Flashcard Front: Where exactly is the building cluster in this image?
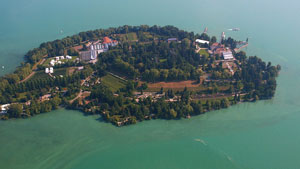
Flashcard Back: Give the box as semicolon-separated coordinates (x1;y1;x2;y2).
80;37;118;61
208;42;234;60
167;38;178;43
196;31;234;60
45;67;54;74
50;55;73;66
39;94;52;102
134;92;165;102
45;55;73;74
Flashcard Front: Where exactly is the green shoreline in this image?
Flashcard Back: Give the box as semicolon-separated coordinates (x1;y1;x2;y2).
0;25;280;126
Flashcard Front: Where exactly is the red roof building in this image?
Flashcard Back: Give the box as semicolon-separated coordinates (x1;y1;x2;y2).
103;37;112;44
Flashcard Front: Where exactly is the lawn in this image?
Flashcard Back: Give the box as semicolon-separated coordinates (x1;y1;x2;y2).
144;80;230;92
29;68;68;81
199;49;210;57
101;74;127;92
159;59;167;63
119;33;138;42
52;68;68;77
143;32;153;39
29;71;51;81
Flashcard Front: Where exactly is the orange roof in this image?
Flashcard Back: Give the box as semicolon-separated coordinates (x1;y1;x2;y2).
103;37;112;44
212;42;219;47
215;48;226;55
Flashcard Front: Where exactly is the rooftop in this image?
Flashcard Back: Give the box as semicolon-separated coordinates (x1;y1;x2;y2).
196;39;210;44
103;37;112;44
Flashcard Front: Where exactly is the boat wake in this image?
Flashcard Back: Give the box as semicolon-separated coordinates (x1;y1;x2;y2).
194;138;207;146
194;138;241;168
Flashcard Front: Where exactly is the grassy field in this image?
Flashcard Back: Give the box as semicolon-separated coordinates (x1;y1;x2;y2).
29;68;68;81
199;49;210;57
144;80;230;92
143;32;153;39
145;80;203;92
52;68;68;77
101;74;127;92
29;71;51;81
119;33;138;42
159;59;167;63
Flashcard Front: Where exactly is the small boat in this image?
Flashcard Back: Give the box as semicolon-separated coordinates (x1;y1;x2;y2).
1;66;4;69
228;28;240;31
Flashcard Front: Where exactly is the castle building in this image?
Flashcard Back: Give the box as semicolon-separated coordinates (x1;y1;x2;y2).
80;37;118;61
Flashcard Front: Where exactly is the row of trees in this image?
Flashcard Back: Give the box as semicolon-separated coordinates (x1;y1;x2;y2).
4;96;62;119
82;84;233;126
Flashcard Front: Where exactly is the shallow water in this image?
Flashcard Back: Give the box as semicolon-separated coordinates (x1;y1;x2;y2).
1;0;300;168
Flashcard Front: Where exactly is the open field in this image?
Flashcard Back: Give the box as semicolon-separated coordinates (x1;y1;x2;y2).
147;80;200;88
159;58;167;63
119;33;138;42
101;74;127;92
144;80;230;92
29;68;68;81
29;71;51;81
143;32;154;39
52;68;68;77
145;80;203;92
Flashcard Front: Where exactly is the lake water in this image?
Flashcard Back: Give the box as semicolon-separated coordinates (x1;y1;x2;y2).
1;0;300;168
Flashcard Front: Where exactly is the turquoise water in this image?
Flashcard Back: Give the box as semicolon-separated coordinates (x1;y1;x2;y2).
1;0;300;168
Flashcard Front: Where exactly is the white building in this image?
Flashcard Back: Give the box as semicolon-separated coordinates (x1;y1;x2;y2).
60;56;65;60
50;60;55;66
222;51;234;60
221;32;226;42
55;56;60;61
196;39;210;44
45;68;49;73
66;55;72;59
0;104;10;114
80;37;118;61
49;67;54;73
77;66;84;70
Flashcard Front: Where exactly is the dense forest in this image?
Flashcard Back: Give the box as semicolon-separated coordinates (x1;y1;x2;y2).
0;25;280;126
98;40;202;82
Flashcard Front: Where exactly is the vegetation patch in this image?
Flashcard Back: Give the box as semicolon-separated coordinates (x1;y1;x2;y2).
101;74;126;92
119;32;138;42
29;71;51;81
199;49;209;57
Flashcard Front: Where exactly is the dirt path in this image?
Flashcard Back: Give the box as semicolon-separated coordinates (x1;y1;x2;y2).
20;58;46;83
19;71;36;83
69;90;83;104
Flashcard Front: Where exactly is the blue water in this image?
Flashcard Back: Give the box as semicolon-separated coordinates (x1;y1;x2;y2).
1;0;300;168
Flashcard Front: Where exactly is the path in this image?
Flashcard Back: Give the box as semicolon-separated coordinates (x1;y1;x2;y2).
69;90;83;104
19;58;46;83
108;72;127;81
234;43;248;52
19;71;36;83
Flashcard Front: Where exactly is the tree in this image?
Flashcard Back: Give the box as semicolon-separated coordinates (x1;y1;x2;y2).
169;109;177;119
221;98;230;108
210;36;217;43
8;104;23;118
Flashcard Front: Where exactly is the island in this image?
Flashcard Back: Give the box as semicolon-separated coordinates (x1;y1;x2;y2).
0;25;280;126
